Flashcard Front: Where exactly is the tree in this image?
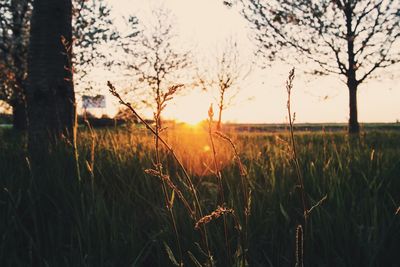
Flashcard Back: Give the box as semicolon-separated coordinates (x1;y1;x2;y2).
0;0;32;130
198;38;250;130
72;0;119;89
26;0;75;157
120;8;191;128
0;0;116;130
234;0;400;133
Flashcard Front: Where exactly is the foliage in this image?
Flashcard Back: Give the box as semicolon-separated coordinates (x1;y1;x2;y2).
0;0;31;105
237;0;400;78
72;0;119;91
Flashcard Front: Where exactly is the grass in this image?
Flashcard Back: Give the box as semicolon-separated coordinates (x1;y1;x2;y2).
1;125;399;266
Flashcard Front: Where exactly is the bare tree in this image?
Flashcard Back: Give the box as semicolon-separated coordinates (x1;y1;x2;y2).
198;39;250;130
231;0;400;133
120;8;191;128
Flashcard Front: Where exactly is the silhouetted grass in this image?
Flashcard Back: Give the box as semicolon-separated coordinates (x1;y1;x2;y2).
0;127;399;266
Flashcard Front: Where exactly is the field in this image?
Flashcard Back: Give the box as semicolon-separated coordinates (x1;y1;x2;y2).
1;125;399;266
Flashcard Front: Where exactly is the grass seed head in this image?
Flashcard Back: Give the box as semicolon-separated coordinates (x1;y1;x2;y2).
195;205;234;229
295;224;304;267
208;104;214;121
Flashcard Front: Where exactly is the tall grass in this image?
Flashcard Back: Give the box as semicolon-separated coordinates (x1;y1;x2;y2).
1;125;400;266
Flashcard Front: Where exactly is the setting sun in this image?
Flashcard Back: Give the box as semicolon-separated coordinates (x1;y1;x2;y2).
161;90;210;125
179;118;203;127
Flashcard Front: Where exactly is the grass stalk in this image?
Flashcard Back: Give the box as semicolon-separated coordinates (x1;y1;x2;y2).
286;68;308;223
207;105;232;264
215;131;250;265
107;81;213;265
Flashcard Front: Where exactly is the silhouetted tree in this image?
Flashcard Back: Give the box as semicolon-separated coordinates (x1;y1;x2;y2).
120;8;191;128
198;38;250;130
0;0;116;130
233;0;400;134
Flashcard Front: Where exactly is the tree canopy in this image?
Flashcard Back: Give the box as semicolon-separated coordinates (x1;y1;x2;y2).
234;0;400;133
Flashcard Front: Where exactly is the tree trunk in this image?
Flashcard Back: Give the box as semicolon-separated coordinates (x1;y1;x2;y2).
345;4;359;134
26;0;76;159
348;82;359;134
11;99;27;131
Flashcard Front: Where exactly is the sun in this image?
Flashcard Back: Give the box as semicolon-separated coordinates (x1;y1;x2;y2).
178;116;203;127
164;91;210;127
185;115;204;126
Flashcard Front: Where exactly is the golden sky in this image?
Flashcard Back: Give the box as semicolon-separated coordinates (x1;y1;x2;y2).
94;0;400;124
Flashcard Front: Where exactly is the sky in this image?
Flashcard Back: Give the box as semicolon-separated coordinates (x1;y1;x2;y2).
93;0;400;124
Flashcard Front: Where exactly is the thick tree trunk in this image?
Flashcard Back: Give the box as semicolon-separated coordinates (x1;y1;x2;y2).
26;0;76;159
11;99;27;131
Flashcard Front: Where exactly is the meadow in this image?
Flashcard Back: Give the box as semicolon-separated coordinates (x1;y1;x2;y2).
0;124;399;266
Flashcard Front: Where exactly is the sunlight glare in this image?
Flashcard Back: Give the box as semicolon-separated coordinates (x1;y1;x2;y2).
164;90;210;125
203;145;210;152
180;117;203;127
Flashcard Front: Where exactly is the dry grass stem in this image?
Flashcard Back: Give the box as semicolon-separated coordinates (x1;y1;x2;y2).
207;104;231;263
145;168;194;217
214;130;251;265
215;131;248;177
286;68;308;223
306;195;328;218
